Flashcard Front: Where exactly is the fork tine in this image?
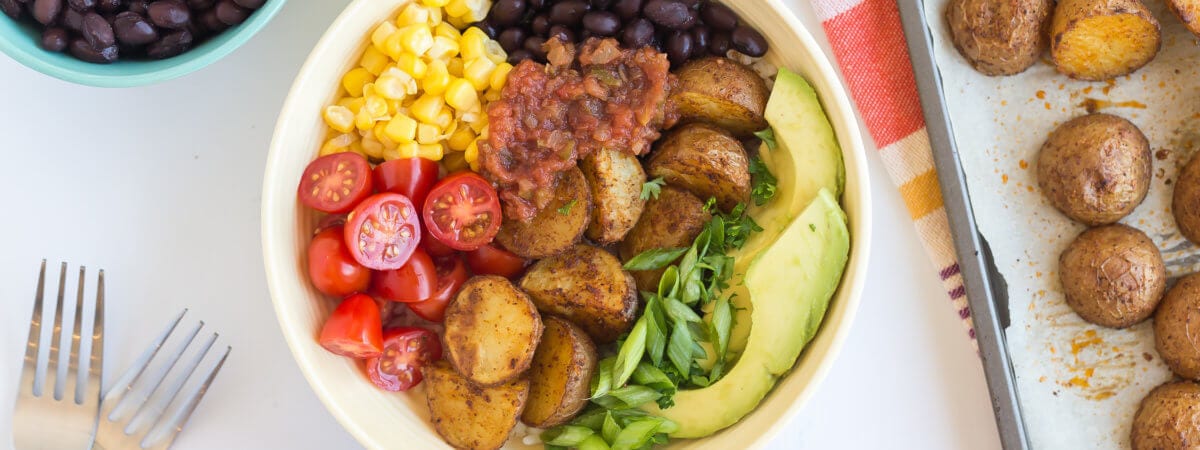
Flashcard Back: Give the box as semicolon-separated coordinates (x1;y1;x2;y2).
85;269;105;407
142;333;218;447
123;321;204;433
102;309;187;420
45;262;68;400
67;266;86;404
147;346;231;450
19;260;48;396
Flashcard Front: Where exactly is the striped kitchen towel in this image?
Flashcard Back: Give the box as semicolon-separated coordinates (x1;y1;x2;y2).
813;0;977;348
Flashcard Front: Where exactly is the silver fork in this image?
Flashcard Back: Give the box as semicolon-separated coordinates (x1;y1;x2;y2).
94;309;230;450
13;261;105;450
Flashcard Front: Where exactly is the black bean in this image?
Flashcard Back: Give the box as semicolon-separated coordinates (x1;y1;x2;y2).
546;24;574;43
198;9;225;31
530;13;549;35
700;1;736;31
588;0;611;9
488;0;524;27
473;19;499;39
93;0;117;12
730;25;765;56
41;27;69;51
522;35;546;59
66;0;91;11
146;28;190;58
643;0;694;29
0;0;23;19
113;11;158;45
31;0;61;25
581;11;619;36
213;0;246;25
680;0;699;8
610;0;640;21
619;17;653;49
69;38;117;62
506;48;533;64
690;25;708;52
80;11;115;47
578;29;593;41
547;0;586;26
497;27;526;53
707;31;729;55
527;0;544;10
186;0;213;10
666;30;692;65
148;0;189;29
232;0;263;8
127;0;150;14
60;6;82;29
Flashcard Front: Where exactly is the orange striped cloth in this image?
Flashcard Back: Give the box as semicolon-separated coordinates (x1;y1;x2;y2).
813;0;976;347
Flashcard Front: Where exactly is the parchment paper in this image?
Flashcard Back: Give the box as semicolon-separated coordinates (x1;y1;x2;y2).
922;1;1200;447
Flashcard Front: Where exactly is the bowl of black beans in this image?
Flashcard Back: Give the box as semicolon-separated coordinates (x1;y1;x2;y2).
0;0;285;86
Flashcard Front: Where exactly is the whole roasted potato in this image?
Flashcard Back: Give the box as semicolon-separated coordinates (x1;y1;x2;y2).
581;149;647;245
1059;224;1165;328
945;0;1052;76
670;57;769;136
519;244;638;344
1131;380;1200;450
1168;0;1200;37
443;276;543;386
1173;152;1200;244
424;361;529;450
618;186;711;292
1155;273;1200;379
1037;113;1152;225
521;316;598;428
647;123;750;212
494;166;592;259
1050;0;1161;81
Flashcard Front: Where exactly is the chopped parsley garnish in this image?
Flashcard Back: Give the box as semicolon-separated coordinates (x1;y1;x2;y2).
749;157;777;206
754;127;777;150
557;199;578;215
640;177;666;201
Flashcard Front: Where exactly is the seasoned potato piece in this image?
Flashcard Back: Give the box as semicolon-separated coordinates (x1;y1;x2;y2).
444;276;544;386
1168;0;1200;37
670;57;769;136
1174;152;1200;244
581;149;647;245
494;166;592;259
945;0;1052;76
618;186;711;292
1050;0;1161;81
519;244;638;344
424;361;529;450
647;123;750;212
1037;113;1151;225
1059;224;1165;329
521;316;598;428
1130;380;1200;450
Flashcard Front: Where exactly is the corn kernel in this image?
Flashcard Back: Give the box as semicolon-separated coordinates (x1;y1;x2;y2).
427;36;460;61
410;94;445;124
395;53;427;79
355;108;377;131
447;126;476;151
417;123;441;144
434;107;454;130
348;140;368;158
469;114;488;133
371;22;398;52
423;0;450;7
445;78;479;111
483;89;501;102
375;71;416;99
360;82;376;98
359;46;389;76
321;133;358;156
484;40;506;65
444;0;474;17
418;143;445;161
445;14;469;30
342;68;375;97
460;28;488;61
365;96;390;119
361;132;386;159
324;105;356;133
396;142;421;159
427;7;443;26
388;99;404;115
422;60;451;95
395;3;430;27
397;24;433;56
442;150;469;172
447;58;464;78
382;147;402;161
384;114;418;143
463;57;496;91
464;139;480;170
434;22;461;41
490;62;512;91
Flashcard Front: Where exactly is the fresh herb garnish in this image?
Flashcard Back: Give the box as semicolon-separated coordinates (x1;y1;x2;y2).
623;247;688;271
557;199;578;215
749;157;778;206
640;177;666;201
754;127;777;150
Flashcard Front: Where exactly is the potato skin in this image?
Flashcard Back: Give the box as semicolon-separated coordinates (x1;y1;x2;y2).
519;244;638;344
1037;113;1151;226
494;166;593;259
521;316;598;428
424;361;530;450
1168;0;1200;37
1173;152;1200;244
1050;0;1161;81
647;123;751;212
945;0;1052;76
618;186;711;292
669;57;769;136
1131;380;1200;450
443;276;544;387
581;149;647;245
1059;224;1165;328
1155;273;1200;380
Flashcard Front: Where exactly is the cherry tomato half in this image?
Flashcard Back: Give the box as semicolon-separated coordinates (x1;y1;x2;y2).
318;294;383;359
373;158;439;211
344;193;422;270
422;172;503;251
308;227;371;297
466;244;528;279
314;214;348;234
407;256;470;322
365;327;442;391
372;248;436;303
421;225;458;258
298;152;374;214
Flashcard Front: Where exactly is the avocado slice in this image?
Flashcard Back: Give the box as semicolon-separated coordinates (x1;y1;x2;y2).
643;189;850;437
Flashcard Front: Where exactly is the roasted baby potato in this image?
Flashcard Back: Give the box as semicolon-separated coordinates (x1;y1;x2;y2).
581;149;647;245
494;166;592;259
519;244;638;344
945;0;1052;76
1059;224;1165;329
618;186;711;292
670;57;769;136
1168;0;1200;37
1037;113;1151;226
443;276;544;386
521;316;598;428
1130;380;1200;450
1174;149;1200;244
1154;273;1200;380
647;123;750;212
1049;0;1161;81
424;361;530;450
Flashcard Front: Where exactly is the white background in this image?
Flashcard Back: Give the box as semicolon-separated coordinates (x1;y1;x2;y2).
0;1;1001;449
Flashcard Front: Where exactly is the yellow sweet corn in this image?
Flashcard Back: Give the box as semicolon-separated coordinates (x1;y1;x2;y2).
447;125;476;151
396;24;433;56
422;59;451;95
384;114;418;143
446;0;487;22
395;141;421;159
459;28;488;61
395;3;430;27
360;46;390;76
355;108;377;131
382;147;402;161
342;68;374;97
434;22;461;41
442;150;469;172
394;53;427;79
446;57;464;78
320;133;358;156
348;140;368;158
338;97;365;114
462;57;496;91
361;132;386;159
366;97;390;121
464;139;480;170
489;62;512;91
410;94;445;124
445;78;479;111
423;0;451;7
419;143;445;160
324;105;355;134
371;22;398;52
417;123;441;144
427;35;460;61
483;40;506;65
434;107;454;130
445;14;469;30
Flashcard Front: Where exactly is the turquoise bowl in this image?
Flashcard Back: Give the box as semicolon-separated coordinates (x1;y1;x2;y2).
0;1;287;87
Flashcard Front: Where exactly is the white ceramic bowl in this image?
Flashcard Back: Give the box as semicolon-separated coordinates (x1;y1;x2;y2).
262;0;872;448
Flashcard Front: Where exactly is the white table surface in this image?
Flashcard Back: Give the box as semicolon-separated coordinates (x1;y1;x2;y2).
0;1;1002;449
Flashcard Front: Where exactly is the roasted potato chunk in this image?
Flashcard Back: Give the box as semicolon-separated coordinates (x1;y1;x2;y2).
945;0;1052;76
444;276;544;386
495;166;592;259
581;149;647;245
618;186;711;292
1059;224;1165;329
521;316;598;428
519;244;638;344
1037;113;1151;225
424;361;529;450
1168;0;1200;37
1050;0;1161;81
648;123;750;212
1131;380;1200;450
670;57;769;136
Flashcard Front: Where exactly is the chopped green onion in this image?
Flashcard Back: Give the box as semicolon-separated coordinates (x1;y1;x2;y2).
578;434;612;450
623;247;688;271
610;418;664;450
591;357;615;399
612;317;647;388
602;412;620;444
664;297;702;323
542;426;594;446
667;320;693;377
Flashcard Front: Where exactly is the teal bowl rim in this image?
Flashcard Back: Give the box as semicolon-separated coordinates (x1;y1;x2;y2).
0;0;288;88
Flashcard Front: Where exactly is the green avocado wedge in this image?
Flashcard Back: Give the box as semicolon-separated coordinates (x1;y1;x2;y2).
643;189;850;437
